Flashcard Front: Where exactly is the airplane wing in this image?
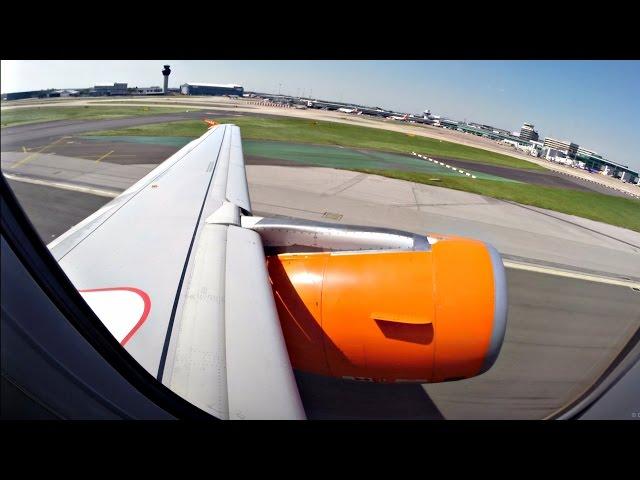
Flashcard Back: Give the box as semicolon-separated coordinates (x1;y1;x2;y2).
47;124;305;419
46;123;508;420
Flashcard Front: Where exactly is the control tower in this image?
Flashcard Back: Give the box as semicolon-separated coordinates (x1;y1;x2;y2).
162;65;171;94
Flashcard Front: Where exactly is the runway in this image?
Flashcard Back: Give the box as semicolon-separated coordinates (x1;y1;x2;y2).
0;110;236;152
246;165;640;281
7;179;112;243
425;155;631;197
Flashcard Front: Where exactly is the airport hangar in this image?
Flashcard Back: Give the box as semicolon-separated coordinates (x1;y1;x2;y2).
180;82;244;97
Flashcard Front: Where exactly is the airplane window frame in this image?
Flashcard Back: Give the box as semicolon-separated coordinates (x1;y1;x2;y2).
1;173;216;421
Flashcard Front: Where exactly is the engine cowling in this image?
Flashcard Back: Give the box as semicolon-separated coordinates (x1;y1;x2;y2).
267;234;507;383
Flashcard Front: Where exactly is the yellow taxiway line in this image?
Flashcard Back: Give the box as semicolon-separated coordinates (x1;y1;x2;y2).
95;150;114;163
11;136;69;169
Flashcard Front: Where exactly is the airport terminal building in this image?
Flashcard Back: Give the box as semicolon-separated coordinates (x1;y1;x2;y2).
180;83;244;97
519;123;539;142
90;83;128;96
541;137;638;183
3;89;80;100
456;123;530;146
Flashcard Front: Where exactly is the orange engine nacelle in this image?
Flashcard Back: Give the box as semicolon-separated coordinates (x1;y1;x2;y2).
267;235;507;383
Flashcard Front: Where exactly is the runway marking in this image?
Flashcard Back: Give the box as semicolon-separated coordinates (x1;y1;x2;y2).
502;200;640;250
83;154;136;158
3;173;120;198
503;260;640;289
10;136;69;169
411;187;421;212
323;173;368;196
95;150;114;163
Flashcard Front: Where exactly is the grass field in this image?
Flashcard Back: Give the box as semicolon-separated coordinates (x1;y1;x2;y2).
85;115;545;171
0;105;198;128
354;169;640;232
86;119;211;137
81;116;640;232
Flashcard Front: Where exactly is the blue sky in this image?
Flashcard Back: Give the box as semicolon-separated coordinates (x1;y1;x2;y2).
2;60;639;170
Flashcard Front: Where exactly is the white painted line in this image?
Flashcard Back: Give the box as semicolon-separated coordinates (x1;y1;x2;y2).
503;260;640;289
3;173;120;198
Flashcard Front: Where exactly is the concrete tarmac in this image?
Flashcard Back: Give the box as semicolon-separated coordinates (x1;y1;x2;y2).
246;165;640;280
7;179;111;243
0;111;237;151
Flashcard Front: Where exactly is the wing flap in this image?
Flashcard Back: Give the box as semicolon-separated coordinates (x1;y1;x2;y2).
166;223;229;419
164;222;305;419
224;225;305;419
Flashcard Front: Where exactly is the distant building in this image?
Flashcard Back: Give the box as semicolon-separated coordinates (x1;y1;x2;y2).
133;86;164;96
49;89;80;98
542;137;638;182
4;90;48;101
3;89;82;100
458;123;529;145
543;137;579;158
577;146;600;158
520;140;544;157
439;118;459;129
519;123;539;142
91;83;128;96
180;83;244;96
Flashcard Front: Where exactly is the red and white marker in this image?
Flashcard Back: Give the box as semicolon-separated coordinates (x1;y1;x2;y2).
79;287;150;346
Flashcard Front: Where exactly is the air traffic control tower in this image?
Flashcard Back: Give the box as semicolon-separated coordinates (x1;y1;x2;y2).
162;65;171;94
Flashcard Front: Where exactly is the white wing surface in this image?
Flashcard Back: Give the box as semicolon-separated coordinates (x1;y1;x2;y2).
48;124;305;419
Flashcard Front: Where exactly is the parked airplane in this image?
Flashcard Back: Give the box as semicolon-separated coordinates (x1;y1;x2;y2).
4;123;508;420
337;107;361;114
388;113;409;121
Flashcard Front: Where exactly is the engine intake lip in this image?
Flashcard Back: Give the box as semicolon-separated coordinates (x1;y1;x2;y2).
478;243;508;374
